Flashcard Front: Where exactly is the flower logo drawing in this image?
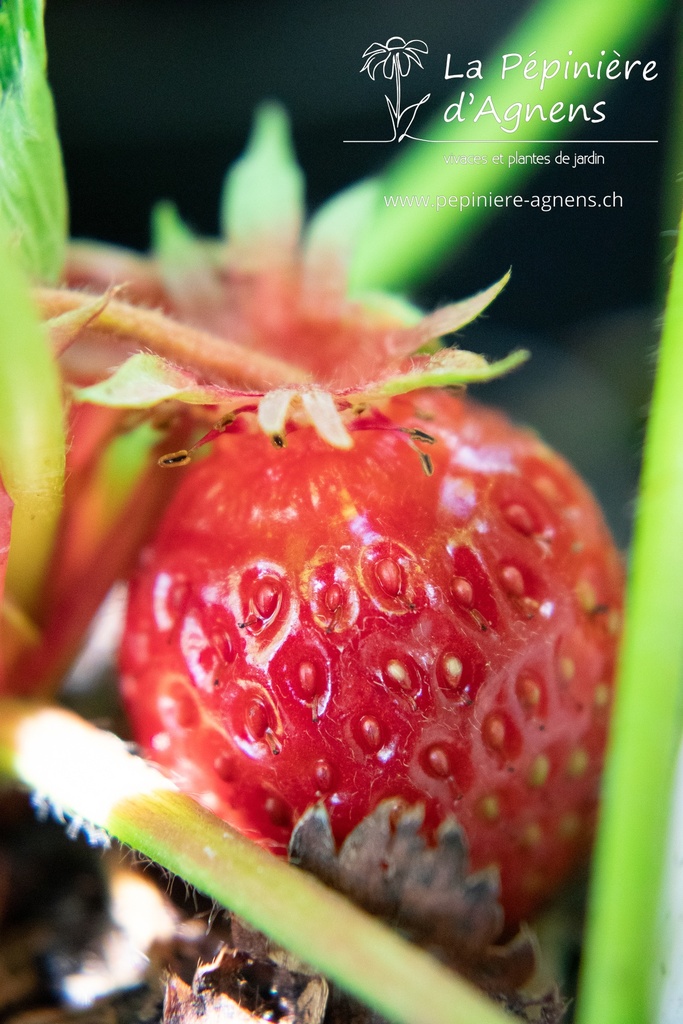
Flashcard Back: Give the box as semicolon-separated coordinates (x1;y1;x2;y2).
360;37;430;142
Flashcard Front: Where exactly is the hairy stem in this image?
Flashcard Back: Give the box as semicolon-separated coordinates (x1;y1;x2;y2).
36;288;310;389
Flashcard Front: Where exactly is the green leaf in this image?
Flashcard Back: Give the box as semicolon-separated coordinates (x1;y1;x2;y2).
0;0;68;282
220;101;305;253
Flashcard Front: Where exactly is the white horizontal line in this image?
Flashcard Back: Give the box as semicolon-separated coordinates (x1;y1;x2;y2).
344;138;658;144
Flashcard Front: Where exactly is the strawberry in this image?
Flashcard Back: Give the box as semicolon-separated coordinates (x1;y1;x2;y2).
53;104;623;929
119;386;623;925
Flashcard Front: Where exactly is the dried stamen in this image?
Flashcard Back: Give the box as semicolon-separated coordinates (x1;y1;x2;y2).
404;427;436;445
158;404;259;467
158;450;191;468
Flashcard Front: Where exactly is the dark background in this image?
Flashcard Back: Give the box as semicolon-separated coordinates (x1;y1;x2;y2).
42;0;680;545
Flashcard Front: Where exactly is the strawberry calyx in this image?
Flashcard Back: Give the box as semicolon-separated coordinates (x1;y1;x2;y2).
40;254;524;468
46;104;523;460
69;335;526;463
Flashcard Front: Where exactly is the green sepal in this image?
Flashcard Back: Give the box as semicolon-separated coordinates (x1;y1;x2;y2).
220;102;305;253
371;347;529;398
150;199;224;305
304;177;381;269
353;290;423;328
74;343;527;427
74;352;228;409
151;200;202;268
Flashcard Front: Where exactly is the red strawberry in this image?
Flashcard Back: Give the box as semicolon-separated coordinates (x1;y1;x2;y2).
120;386;623;925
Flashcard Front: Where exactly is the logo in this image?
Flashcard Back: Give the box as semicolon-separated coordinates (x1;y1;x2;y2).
345;38;659;144
358;37;430;142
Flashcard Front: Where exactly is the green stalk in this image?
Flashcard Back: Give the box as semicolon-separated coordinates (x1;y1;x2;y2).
0;698;512;1024
349;0;669;292
0;238;65;618
575;208;683;1024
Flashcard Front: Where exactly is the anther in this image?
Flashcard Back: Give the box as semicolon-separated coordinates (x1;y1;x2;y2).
158;449;191;468
264;727;282;755
406;427;436;445
216;412;236;430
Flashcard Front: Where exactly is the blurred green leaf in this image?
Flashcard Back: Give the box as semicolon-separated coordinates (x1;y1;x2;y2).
0;0;67;282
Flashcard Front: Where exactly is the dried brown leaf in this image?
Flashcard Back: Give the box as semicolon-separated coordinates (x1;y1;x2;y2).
289;800;537;997
162;946;328;1024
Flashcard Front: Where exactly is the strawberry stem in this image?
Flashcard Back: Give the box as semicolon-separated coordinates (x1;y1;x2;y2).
575;205;683;1024
36;287;310;389
0;699;513;1024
